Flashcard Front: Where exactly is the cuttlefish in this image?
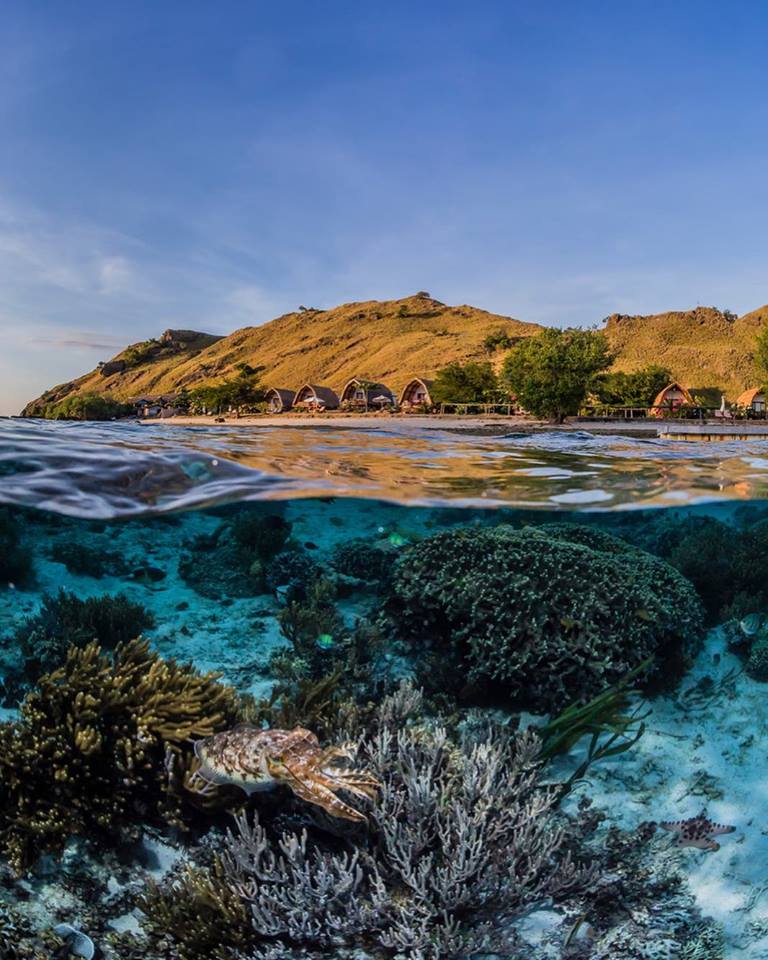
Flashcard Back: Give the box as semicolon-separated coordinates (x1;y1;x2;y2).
191;724;379;822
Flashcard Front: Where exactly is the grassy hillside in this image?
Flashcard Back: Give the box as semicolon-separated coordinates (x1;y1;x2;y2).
22;293;540;413
21;294;768;414
604;305;768;401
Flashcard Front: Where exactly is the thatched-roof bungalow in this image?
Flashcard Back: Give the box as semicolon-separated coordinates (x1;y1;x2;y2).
736;387;766;414
340;378;396;410
650;382;693;416
399;377;434;410
265;388;295;413
293;384;340;410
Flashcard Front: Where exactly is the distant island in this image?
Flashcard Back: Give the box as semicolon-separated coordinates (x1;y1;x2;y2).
21;292;768;416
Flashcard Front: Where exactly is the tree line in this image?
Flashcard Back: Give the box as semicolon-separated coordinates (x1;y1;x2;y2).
431;328;672;422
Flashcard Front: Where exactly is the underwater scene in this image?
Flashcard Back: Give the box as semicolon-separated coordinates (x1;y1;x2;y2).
6;422;768;959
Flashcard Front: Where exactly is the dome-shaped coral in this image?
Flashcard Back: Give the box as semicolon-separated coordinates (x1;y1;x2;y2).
389;524;704;711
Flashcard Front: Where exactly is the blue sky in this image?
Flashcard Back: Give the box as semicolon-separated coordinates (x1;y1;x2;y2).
1;1;767;413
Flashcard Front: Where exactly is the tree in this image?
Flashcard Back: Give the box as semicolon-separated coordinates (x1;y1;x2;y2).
42;394;133;421
188;369;265;415
502;328;613;422
430;361;500;404
591;365;672;407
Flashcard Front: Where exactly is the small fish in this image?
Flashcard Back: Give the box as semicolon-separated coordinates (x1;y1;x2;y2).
740;613;763;637
636;607;652;622
560;616;576;630
388;532;408;548
315;633;336;651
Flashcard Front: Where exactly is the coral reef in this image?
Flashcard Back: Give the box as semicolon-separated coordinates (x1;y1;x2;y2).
0;507;33;588
330;536;395;585
2;589;154;702
179;510;292;598
388;524;704;710
49;540;129;578
265;549;319;602
0;639;240;872
146;685;593;960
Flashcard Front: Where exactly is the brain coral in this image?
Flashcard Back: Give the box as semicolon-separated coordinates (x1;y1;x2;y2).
389;523;704;710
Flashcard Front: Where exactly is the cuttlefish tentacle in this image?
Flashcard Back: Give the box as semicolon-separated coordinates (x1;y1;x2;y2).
271;759;370;822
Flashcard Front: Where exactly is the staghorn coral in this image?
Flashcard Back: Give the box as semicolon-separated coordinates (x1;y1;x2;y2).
2;589;154;703
0;638;240;873
388;524;704;711
149;684;592;960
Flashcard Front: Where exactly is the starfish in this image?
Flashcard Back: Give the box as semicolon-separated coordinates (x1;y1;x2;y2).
659;809;735;851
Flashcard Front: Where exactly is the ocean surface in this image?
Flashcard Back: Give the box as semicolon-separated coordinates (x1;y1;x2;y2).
2;418;768;958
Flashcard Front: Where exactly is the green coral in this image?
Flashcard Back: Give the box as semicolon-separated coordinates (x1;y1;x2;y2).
389;523;704;711
139;862;252;960
0;639;240;873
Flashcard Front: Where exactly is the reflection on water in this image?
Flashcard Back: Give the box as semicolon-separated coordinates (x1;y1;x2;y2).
3;418;768;516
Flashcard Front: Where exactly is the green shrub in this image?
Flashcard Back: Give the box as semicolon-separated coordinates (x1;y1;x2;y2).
40;394;133;421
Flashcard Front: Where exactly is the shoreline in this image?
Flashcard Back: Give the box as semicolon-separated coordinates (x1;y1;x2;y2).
139;413;665;435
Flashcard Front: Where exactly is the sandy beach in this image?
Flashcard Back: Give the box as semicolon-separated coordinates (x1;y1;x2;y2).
140;412;667;435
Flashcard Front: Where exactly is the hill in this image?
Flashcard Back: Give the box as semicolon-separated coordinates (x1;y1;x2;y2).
20;294;768;415
21;293;541;414
604;305;768;401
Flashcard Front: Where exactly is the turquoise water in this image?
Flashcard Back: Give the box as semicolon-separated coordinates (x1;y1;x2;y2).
2;419;768;958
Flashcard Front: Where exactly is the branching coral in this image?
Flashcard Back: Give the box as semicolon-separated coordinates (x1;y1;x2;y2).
388;524;704;710
2;589;154;702
0;639;240;872
148;685;593;960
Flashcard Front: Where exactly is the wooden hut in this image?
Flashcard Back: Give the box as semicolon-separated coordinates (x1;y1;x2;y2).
650;382;693;416
736;387;766;415
265;388;295;413
399;377;434;410
293;384;340;411
340;378;396;410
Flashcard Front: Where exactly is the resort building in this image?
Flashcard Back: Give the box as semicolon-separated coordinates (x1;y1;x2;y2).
264;388;295;413
132;395;180;418
293;384;340;411
399;377;434;410
339;378;396;410
650;382;693;416
736;387;766;415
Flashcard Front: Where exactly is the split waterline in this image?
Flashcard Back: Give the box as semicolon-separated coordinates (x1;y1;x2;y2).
3;417;768;957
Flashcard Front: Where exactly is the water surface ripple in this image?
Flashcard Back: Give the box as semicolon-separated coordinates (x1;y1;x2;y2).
2;418;768;517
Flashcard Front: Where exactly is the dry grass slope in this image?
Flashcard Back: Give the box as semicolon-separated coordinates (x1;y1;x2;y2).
22;294;540;411
21;295;768;413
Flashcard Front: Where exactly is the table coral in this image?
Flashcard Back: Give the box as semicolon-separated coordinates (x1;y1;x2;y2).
388;523;704;711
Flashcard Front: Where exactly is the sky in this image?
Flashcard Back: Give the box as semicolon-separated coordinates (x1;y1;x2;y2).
1;1;768;413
